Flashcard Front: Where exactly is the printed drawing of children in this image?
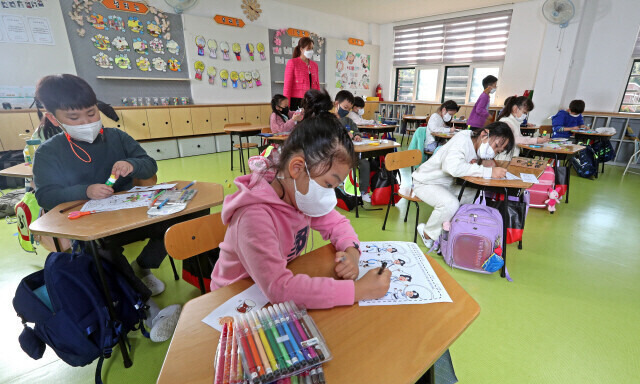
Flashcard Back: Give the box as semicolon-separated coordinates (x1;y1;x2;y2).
347;52;356;64
359;257;408;269
361;55;370;70
391;272;412;283
362;244;398;254
336;61;344;71
404;285;433;300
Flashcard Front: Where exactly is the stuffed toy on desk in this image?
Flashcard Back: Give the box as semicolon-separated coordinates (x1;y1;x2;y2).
545;187;561;214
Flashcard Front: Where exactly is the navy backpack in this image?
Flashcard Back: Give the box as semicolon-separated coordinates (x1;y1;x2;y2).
571;147;598;178
13;246;149;384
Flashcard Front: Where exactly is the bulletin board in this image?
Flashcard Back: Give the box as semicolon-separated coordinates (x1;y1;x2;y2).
268;28;326;96
182;13;271;104
325;38;379;100
59;1;190;106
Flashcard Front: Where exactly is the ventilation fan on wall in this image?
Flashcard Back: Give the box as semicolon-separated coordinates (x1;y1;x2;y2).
542;0;575;28
164;0;198;14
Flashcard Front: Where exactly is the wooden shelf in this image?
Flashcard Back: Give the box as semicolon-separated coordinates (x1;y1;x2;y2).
97;76;190;82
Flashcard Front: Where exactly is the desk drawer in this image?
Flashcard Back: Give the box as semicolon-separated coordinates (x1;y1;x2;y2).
215;134;231;152
177;136;216;157
140;140;179;161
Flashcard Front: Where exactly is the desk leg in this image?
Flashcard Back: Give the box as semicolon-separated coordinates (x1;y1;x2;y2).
88;240;133;368
355;165;360;218
229;134;234;171
53;237;61;253
518;192;523;250
501;187;509;279
565;159;571;204
240;136;247;175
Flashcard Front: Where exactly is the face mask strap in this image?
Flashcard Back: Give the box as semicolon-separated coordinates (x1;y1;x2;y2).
65;133;92;163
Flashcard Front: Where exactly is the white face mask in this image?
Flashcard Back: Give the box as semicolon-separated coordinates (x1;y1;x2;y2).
357;108;365;116
477;136;496;160
291;164;337;217
303;49;314;59
59;118;103;143
514;112;527;123
490;88;497;94
443;113;452;122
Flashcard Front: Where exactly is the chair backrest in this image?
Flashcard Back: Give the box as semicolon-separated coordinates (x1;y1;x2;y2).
385;149;422;171
133;174;158;187
164;213;227;261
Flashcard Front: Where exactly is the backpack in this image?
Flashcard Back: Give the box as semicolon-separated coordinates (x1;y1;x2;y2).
527;166;555;208
13;247;149;384
591;140;615;163
15;191;40;252
0;188;25;218
369;157;401;206
571;147;598;178
439;203;504;276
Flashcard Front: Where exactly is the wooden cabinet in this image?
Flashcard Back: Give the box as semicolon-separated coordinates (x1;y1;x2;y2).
29;112;41;131
100;110;125;130
0;113;35;150
210;107;229;133
227;106;246;124
245;105;262;125
260;105;272;126
169;108;194;137
146;109;173;139
190;107;212;135
121;110;150;140
363;102;379;120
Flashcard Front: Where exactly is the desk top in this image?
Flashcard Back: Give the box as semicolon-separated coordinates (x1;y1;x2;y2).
402;115;428;121
520;126;539;130
266;134;289;142
518;143;585;154
157;244;480;384
356;124;399;130
354;141;401;153
452;119;467;124
0;162;32;178
432;132;456;139
462;160;546;189
571;130;615;137
29;181;224;241
224;125;269;133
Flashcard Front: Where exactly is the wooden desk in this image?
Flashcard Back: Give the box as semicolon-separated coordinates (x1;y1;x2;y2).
0;162;32;178
157;244;480;384
266;134;289;144
353;142;401;218
452;119;467;128
432;131;456;142
224;125;269;175
519;126;539;137
357;124;398;138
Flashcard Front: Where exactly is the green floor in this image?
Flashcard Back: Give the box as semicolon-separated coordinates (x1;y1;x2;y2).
1;150;639;384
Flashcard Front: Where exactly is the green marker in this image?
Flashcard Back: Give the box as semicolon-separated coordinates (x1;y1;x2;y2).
261;308;292;372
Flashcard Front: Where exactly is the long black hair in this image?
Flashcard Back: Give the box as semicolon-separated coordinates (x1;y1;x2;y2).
271;94;288;123
302;89;333;120
471;121;516;154
497;96;534;121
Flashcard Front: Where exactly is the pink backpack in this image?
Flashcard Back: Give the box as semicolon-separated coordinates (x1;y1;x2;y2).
527;166;555;208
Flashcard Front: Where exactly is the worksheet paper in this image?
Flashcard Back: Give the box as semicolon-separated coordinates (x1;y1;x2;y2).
128;183;177;192
202;284;269;332
520;173;539;184
80;192;154;212
358;242;452;306
483;171;521;180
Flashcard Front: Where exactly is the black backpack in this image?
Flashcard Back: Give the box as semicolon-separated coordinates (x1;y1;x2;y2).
590;140;615;163
571;147;598;178
0;150;25;189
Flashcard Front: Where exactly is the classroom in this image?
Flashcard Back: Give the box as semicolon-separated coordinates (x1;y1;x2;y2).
0;0;639;383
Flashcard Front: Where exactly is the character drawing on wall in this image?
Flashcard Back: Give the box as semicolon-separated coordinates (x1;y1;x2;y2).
152;57;167;72
361;55;370;70
220;41;230;60
194;61;205;80
252;70;262;87
128;16;144;34
346;52;355;65
167;40;180;55
168;58;181;72
336;61;344;72
220;69;229;87
107;15;125;32
208;39;218;59
246;43;255;61
91;34;111;51
207;66;217;85
136;56;151;72
230;71;239;88
132;38;148;55
239;72;246;89
115;54;131;69
93;52;113;69
245;71;253;88
88;13;106;30
341;73;348;87
146;20;161;37
361;74;370;90
256;42;266;60
112;36;130;52
150;38;164;54
232;43;242;61
195;35;206;56
349;77;358;89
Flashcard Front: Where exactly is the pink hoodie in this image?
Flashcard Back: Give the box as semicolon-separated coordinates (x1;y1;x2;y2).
210;163;359;309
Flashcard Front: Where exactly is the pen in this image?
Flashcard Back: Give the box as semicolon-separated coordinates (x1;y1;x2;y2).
181;180;196;190
149;190;165;207
378;261;387;275
157;197;170;209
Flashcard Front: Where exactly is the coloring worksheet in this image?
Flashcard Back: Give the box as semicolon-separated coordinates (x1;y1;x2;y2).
80;192;154;212
202;284;269;332
358;242;452;306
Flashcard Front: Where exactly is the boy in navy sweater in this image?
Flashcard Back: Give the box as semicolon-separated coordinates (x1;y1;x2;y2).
551;99;586;139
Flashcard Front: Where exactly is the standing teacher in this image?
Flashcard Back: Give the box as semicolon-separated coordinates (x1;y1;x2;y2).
283;37;320;111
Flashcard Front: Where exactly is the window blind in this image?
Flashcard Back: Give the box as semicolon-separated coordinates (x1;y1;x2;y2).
633;28;640;57
393;10;513;66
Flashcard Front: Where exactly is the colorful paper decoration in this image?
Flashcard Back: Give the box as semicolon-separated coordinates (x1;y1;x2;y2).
230;71;239;88
102;0;149;15
214;15;245;28
348;38;365;46
256;42;265;60
147;20;161;37
220;69;229;87
88;13;106;30
136;56;151;71
287;28;309;37
220;41;230;60
207;66;217;84
132;38;148;55
246;43;255;61
168;58;181;72
239;72;246;89
149;38;164;54
194;61;205;80
152;57;167;72
107;15;125;31
245;71;253;88
167;40;180;55
128;16;144;34
195;35;206;56
115;54;131;69
252;70;262;86
112;36;130;52
208;39;218;59
91;34;111;51
93;52;113;69
232;43;241;61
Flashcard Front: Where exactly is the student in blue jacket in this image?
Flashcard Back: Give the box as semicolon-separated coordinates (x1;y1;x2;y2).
551;100;586;139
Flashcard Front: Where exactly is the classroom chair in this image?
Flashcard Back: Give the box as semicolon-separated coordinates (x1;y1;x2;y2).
164;212;227;294
259;127;272;152
225;123;261;175
381;149;423;243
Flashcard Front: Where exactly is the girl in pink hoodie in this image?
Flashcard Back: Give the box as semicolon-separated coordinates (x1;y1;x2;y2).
211;112;391;309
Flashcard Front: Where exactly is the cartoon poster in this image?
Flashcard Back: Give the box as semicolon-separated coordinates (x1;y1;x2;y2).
335;49;371;91
358;241;452;306
202;284;269;332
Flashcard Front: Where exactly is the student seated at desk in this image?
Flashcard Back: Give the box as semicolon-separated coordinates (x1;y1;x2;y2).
210;114;391;308
495;96;549;160
408;100;458;163
551;99;586;139
467;75;498;131
412;122;515;249
347;96;375;125
270;94;303;134
32;74;186;342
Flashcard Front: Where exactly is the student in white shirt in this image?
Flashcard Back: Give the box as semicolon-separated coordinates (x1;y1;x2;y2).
347;96;375;125
425;100;459;152
412;122;515;249
495;96;549;160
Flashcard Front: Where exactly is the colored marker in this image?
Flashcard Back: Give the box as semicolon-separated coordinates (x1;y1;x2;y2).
291;375;299;384
310;368;319;384
235;316;259;381
229;324;238;384
157;197;170;210
222;322;233;384
277;303;315;363
241;314;266;379
214;322;228;384
235;346;244;384
268;306;301;368
287;301;325;361
257;309;287;372
248;313;274;380
284;302;319;363
290;302;330;360
251;311;279;375
181;180;196;190
274;304;308;365
148;189;165;207
261;308;292;372
378;261;387;275
317;366;326;384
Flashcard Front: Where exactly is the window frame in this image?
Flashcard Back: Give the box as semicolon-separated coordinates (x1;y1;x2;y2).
441;65;470;104
394;67;416;102
619;58;640;113
467;62;503;104
414;65;443;102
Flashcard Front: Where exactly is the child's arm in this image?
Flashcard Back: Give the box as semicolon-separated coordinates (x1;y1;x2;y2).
33;150;91;211
348;111;374;125
270;112;297;134
474;93;490;119
117;130;158;179
442;146;493;179
311;210;361;279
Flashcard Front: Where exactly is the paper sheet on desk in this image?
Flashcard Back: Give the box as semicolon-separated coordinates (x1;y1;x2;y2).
81;192;154;212
483;172;521;180
128;183;177;192
202;284;269;332
520;173;539;184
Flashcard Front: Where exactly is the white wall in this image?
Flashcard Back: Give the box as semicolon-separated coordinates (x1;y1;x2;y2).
0;2;76;88
377;23;395;101
325;38;379;99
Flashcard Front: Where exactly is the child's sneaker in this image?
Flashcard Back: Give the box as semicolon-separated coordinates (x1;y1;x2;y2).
417;223;434;249
141;274;165;296
361;193;371;203
150;304;182;342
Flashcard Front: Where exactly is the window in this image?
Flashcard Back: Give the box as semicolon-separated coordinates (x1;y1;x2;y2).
442;66;469;104
395;68;415;101
469;66;500;104
620;60;640;113
416;68;439;101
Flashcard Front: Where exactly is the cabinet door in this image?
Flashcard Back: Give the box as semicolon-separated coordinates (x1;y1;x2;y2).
191;107;213;135
0;113;34;150
29;112;41;131
245;105;262;125
227;106;246;124
169;108;194;136
210;107;229;133
146;109;173;139
100;110;125;131
121;110;150;140
364;102;379;120
260;105;272;126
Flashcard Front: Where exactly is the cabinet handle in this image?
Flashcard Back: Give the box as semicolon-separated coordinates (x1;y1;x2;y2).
197;144;201;148
156;149;160;152
26;129;30;133
165;122;169;125
206;120;209;122
142;123;146;126
117;125;121;128
224;118;227;121
186;121;190;123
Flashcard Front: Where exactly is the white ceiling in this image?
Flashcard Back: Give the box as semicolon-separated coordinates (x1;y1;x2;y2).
272;0;529;24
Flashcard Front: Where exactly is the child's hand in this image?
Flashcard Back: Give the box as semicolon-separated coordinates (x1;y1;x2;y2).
537;137;550;144
481;159;496;167
492;167;508;179
292;112;303;122
334;249;359;280
111;160;134;178
87;184;114;200
354;268;391;301
353;135;363;142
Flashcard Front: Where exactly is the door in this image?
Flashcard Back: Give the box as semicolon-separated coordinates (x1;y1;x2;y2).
169;108;194;137
121;109;150;140
146;109;173;139
190;107;212;135
227;106;246;124
210;107;229;133
245;105;262;125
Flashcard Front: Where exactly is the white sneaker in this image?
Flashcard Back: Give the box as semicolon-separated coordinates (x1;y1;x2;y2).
141;274;165;296
361;193;371;203
417;223;434;249
150;304;182;342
